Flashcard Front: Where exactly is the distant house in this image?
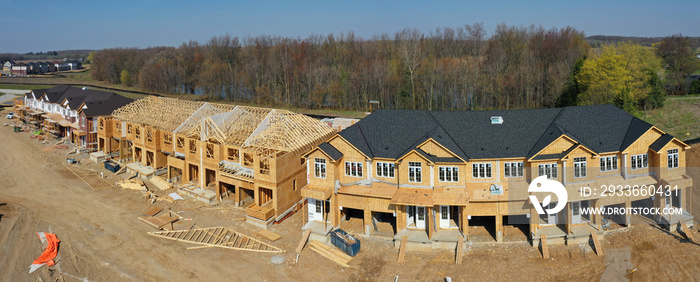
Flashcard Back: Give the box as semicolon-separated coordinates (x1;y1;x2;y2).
11;62;28;76
18;85;133;150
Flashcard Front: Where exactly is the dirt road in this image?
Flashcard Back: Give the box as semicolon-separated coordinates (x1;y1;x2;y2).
0;107;698;281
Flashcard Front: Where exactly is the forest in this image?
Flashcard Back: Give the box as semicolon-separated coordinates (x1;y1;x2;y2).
87;24;700;112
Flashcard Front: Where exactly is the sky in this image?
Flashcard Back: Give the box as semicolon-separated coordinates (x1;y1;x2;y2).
1;0;698;53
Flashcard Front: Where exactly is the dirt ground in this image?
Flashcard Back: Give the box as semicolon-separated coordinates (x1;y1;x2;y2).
0;107;699;281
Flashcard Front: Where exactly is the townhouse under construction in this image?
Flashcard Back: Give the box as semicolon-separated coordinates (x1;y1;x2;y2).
96;96;335;226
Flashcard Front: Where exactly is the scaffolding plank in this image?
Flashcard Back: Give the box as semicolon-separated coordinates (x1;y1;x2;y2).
540;234;549;259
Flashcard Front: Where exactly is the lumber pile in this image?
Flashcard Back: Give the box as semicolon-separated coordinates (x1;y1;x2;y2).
540;234;549;259
590;232;604;256
149;175;173;191
397;235;407;263
308;241;352;268
139;210;181;230
115;165;127;175
118;179;147;191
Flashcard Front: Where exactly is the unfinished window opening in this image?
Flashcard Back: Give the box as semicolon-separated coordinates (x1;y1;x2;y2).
259;187;273;206
206;143;214;159
227;148;240;162
127;124;133;134
189;140;197;154
135;127;141;139
146;129;153;142
176;137;184;149
115;122;121;133
243;153;253;167
99;119;104;130
293;179;297;191
163;134;172;145
259;158;270;175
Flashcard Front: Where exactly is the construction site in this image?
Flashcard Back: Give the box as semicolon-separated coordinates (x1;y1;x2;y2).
1;98;700;281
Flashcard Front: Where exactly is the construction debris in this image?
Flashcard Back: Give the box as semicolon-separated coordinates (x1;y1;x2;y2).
680;223;694;242
455;239;464;265
148;227;284;253
29;232;60;273
149;176;173;191
168;193;184;201
308;241;352;268
139;210;182;230
118;179;147;191
142;206;164;217
255;229;282;242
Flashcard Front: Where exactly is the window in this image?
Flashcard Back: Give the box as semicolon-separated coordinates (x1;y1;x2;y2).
408;162;422;182
146;129;153;142
376;162;395;178
314;158;326;178
127;124;132;134
472;163;492;178
259;158;270;175
439;166;459;182
99;119;104;130
573;157;587;178
631;153;648;170
163;134;172;145
538;163;558;179
600;156;618;171
206;143;214;159
504;162;524;178
227;148;239;162
243;153;253;167
135;127;141;139
345;161;363;177
441;206;449;220
189;140;196;154
667;149;679;168
176;137;184;149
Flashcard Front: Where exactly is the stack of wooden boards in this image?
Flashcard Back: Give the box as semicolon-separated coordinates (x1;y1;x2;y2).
149;175;173;191
308;241;352;268
118;178;146;191
138;206;184;230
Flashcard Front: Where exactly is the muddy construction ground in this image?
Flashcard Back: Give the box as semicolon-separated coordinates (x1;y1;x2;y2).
0;107;699;281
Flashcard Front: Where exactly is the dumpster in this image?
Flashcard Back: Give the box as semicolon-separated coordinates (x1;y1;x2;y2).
330;229;360;256
104;160;121;173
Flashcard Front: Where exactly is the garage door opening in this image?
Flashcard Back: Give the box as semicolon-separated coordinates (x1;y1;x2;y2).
469;216;496;242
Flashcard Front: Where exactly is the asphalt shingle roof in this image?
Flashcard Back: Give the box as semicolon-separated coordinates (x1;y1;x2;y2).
649;134;674;152
318;143;344;161
329;104;666;161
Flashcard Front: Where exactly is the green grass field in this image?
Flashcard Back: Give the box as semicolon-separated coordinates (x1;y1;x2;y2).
643;98;700;141
0;84;52;90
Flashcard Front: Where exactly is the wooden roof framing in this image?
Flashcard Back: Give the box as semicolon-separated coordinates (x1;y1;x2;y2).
112;97;335;156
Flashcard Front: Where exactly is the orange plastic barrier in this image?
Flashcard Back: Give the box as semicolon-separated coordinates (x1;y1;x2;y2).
33;233;60;266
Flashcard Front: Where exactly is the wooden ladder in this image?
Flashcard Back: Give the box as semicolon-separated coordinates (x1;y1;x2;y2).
681;223;695;242
455;239;464;265
397;236;407;263
591;232;604;256
540;234;549;259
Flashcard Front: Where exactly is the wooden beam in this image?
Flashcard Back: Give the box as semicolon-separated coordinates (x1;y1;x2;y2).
590;232;604;256
540;234;549;259
455;238;464;265
398;236;407;263
680;223;695;242
296;229;312;253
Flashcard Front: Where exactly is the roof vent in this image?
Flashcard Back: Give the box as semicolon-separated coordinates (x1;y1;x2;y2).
490;116;503;124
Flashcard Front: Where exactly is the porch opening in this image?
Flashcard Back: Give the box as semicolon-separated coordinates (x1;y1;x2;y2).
188;164;199;183
168;166;182;183
205;169;216;189
220;182;235;200
239;188;254;207
259;187;273;206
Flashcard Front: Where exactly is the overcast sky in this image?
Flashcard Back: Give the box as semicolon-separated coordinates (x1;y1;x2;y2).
1;0;698;53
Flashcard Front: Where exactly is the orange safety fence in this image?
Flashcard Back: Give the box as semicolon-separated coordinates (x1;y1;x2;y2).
29;232;60;273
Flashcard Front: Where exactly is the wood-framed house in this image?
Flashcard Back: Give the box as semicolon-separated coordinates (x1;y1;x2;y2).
98;97;335;227
301;105;693;248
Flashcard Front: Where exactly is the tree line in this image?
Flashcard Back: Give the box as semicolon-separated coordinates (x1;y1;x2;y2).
89;24;700;113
